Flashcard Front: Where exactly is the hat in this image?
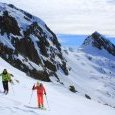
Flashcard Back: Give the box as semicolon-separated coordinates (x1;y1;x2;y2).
4;69;7;71
37;81;40;86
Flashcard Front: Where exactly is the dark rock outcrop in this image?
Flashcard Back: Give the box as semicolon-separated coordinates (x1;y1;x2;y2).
0;11;21;36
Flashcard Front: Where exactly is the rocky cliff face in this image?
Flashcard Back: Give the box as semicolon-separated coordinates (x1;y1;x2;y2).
0;3;68;81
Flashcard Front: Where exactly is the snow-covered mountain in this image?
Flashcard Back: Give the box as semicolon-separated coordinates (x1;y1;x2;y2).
82;31;115;56
0;3;68;81
0;2;115;114
0;32;115;114
59;32;115;108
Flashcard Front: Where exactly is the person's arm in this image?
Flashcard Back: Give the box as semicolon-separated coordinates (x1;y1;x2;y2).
10;74;14;77
0;73;2;76
0;73;2;80
32;85;37;90
8;73;14;84
9;74;20;83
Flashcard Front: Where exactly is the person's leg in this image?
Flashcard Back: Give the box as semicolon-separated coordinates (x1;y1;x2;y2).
2;81;6;93
3;81;9;94
41;94;44;107
5;81;9;94
39;94;42;107
37;94;41;108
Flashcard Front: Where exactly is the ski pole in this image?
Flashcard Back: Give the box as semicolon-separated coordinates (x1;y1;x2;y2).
10;83;15;95
29;90;33;104
29;84;36;104
14;79;20;83
45;94;50;110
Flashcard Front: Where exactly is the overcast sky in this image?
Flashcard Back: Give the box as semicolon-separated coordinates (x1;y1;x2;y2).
1;0;115;36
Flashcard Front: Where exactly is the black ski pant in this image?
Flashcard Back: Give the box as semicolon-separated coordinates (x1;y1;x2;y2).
2;81;9;92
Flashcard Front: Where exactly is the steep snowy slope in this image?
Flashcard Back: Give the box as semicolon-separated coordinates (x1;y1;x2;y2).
0;3;68;81
0;57;115;115
57;32;115;108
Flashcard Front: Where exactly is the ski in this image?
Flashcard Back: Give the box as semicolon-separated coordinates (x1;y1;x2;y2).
24;105;47;110
0;91;5;95
0;90;9;95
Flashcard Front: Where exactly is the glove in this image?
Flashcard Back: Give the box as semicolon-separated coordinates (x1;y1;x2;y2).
32;85;35;90
9;80;14;84
10;74;14;77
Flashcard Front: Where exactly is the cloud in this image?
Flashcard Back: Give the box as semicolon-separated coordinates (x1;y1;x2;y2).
1;0;115;36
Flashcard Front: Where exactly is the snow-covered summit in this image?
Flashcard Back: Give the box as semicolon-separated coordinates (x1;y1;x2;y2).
82;31;115;56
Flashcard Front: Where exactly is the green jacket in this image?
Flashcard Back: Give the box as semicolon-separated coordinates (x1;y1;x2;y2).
0;73;11;82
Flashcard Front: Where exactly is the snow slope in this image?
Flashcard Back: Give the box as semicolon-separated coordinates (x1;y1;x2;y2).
56;43;115;107
0;57;115;115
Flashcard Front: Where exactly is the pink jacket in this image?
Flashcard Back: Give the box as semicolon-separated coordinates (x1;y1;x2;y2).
33;85;46;95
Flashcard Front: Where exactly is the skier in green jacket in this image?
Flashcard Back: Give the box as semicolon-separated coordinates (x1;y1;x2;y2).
0;69;13;94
